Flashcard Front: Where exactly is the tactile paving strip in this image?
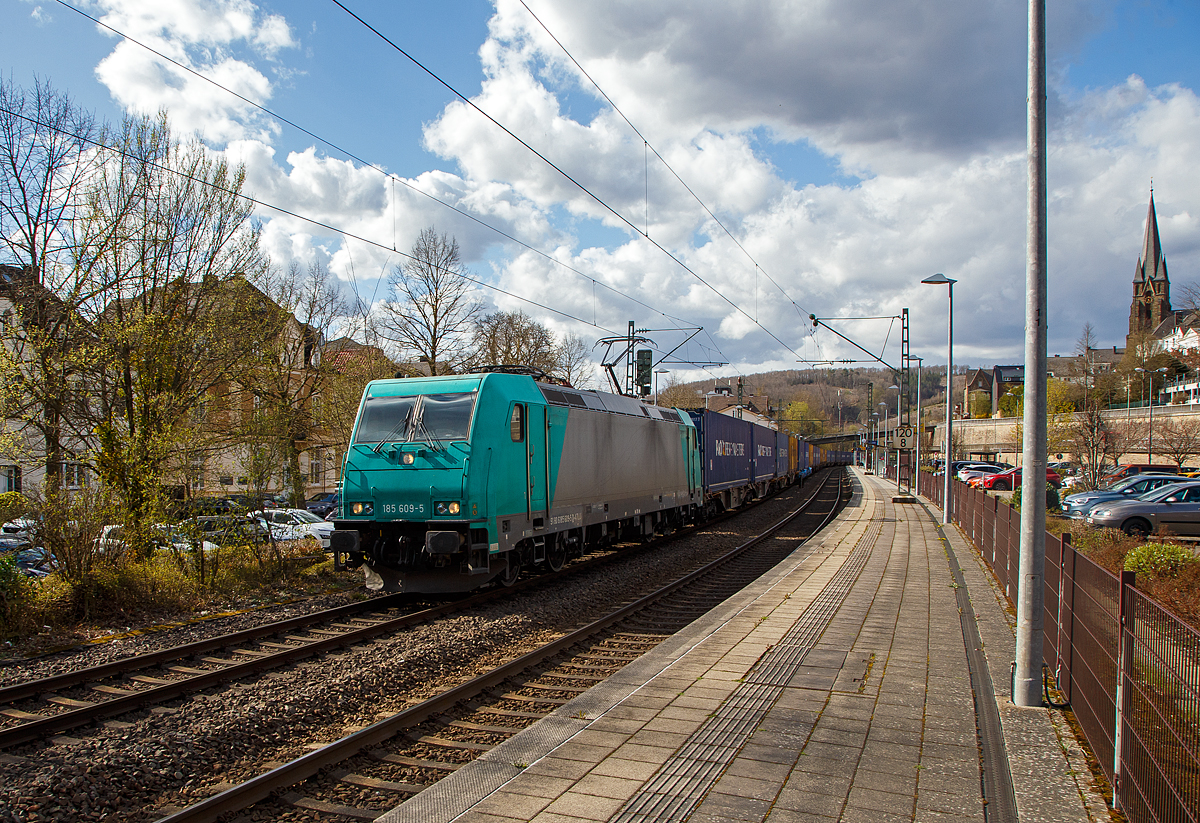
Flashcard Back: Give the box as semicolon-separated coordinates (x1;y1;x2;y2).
612;517;883;823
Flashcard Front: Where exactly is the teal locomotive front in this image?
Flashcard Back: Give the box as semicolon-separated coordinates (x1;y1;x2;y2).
330;372;703;593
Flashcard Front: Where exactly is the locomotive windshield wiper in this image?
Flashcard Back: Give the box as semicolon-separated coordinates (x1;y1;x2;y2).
412;408;446;453
372;406;413;454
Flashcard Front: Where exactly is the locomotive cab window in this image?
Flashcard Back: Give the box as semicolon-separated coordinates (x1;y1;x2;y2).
510;404;525;442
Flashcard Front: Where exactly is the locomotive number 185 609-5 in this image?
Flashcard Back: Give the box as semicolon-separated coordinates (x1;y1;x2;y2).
380;503;426;515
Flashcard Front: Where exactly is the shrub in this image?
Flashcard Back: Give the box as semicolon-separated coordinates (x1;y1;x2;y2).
1011;481;1061;513
0;491;28;524
0;554;34;636
1124;542;1199;578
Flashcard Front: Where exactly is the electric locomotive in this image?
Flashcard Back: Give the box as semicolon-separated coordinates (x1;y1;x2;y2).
330;372;703;593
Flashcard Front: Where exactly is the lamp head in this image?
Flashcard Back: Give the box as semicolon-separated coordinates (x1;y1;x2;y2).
921;273;957;285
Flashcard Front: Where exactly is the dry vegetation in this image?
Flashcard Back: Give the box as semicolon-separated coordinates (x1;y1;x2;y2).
1063;521;1200;631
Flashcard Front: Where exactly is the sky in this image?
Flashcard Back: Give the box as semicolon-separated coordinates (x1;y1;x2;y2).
5;0;1200;388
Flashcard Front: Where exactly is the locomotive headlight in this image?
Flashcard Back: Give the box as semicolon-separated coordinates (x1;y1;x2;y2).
401;453;415;465
434;501;461;516
351;502;374;516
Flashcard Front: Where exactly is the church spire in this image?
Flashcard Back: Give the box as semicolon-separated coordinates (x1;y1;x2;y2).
1135;192;1168;283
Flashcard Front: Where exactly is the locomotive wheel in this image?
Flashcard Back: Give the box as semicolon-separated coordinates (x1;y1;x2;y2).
546;535;567;573
499;553;522;586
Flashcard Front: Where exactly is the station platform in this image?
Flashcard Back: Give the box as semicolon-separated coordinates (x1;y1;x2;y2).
379;468;1108;823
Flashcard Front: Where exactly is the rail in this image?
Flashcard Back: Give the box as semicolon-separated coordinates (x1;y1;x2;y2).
918;472;1199;823
154;470;847;823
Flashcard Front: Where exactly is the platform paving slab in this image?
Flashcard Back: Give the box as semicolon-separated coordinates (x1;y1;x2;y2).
377;470;1106;823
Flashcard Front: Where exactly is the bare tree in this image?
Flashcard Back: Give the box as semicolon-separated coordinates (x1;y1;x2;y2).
1154;417;1200;468
317;340;396;455
1067;407;1129;489
234;259;345;505
0;79;105;489
555;331;594;388
470;310;558;373
379;228;480;375
656;375;698;409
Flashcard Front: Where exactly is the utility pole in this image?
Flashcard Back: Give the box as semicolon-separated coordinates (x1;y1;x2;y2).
1014;0;1047;708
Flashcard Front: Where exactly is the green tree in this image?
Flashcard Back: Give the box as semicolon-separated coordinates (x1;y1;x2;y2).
82;116;268;554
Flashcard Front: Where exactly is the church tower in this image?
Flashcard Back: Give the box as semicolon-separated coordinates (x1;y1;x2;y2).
1128;192;1171;348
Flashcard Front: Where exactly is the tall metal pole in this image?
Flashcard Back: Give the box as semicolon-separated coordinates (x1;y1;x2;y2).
945;284;953;523
896;390;903;493
1014;0;1047;708
1148;372;1154;462
915;360;922;493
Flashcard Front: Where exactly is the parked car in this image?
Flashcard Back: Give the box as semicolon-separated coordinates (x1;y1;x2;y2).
1099;464;1179;486
1086;481;1200;537
1;517;35;539
251;509;334;548
305;492;340;519
97;523;220;555
0;537;51;577
960;466;1007;486
977;466;1062;491
955;462;1005;482
1061;474;1191;519
176;515;269;547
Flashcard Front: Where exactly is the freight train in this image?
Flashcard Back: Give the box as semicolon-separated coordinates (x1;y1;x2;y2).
330;372;848;593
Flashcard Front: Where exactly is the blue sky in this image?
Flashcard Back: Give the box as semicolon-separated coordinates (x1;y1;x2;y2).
5;0;1200;380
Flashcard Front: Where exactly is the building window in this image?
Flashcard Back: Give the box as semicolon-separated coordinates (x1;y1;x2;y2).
190;456;205;490
309;448;322;484
1;465;20;493
61;462;87;489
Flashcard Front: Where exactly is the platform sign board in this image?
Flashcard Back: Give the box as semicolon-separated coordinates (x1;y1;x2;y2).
889;426;916;450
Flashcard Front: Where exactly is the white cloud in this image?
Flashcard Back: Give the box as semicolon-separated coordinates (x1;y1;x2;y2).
89;0;296;142
74;0;1200;376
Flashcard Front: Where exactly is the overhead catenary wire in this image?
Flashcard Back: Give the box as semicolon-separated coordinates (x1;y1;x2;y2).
516;0;815;323
46;0;706;339
0;106;607;333
328;0;799;363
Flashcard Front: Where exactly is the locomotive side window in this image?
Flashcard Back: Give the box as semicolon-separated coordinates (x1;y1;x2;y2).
510;404;525;442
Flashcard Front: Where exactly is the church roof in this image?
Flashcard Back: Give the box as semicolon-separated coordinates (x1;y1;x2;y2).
1135;193;1169;283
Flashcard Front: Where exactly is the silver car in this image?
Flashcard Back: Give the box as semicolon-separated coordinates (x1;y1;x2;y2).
1062;474;1191;519
1086;481;1200;537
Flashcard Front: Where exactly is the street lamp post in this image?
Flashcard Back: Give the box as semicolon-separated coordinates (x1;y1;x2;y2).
922;273;956;524
911;356;924;495
871;412;880;474
891;384;902;493
653;369;669;405
1136;366;1169;463
879;401;889;480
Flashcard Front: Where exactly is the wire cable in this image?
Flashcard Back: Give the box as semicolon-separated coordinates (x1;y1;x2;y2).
517;0;814;322
46;0;702;334
0;105;608;332
328;0;800;362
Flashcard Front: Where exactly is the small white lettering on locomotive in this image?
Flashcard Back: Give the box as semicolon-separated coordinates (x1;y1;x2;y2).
715;440;745;456
550;512;583;526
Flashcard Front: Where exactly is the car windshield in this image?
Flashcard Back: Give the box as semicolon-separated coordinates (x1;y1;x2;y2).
353;392;476;445
1139;484;1198;502
1108;477;1140;492
292;510;324;523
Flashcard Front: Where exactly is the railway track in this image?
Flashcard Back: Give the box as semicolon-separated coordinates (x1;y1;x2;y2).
152;468;848;823
0;472;833;752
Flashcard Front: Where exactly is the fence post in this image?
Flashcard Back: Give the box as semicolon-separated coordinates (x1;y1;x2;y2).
991;494;999;566
1056;532;1072;703
1112;568;1135;812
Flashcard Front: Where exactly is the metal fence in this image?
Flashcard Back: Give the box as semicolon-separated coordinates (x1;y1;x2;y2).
917;472;1199;823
